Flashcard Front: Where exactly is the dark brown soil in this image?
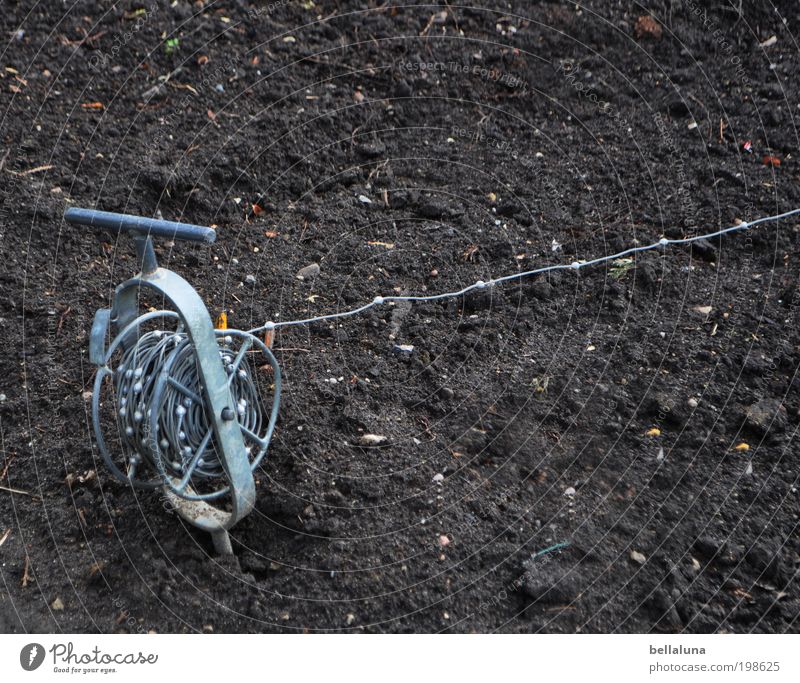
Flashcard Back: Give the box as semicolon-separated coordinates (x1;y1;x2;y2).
1;0;799;633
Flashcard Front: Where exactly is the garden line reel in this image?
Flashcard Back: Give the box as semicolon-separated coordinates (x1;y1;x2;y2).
66;208;281;554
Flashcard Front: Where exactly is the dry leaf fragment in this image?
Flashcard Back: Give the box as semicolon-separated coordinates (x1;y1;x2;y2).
462;244;479;261
634;15;662;39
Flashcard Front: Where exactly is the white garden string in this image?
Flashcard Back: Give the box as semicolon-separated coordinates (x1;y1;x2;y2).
248;208;800;335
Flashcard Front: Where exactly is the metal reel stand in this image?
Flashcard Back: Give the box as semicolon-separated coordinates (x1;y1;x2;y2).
66;208;281;554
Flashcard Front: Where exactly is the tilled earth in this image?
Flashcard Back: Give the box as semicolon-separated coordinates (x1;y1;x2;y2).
1;0;799;633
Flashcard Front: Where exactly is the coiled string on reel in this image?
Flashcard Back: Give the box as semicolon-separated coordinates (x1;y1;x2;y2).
113;327;262;482
94;309;281;504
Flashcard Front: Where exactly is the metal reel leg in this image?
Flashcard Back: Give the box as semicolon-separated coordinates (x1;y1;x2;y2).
211;529;233;555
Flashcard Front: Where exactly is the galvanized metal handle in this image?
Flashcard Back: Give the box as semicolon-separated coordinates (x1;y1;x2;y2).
64;207;216;244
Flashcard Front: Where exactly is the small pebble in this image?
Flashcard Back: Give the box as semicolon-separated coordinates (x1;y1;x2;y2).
51;597;65;610
296;263;321;280
438;534;450;547
630;550;646;565
432;473;444;483
687;397;698;409
245;274;256;284
359;434;387;446
358;194;372;204
345;613;356;626
393;344;414;353
563;486;576;497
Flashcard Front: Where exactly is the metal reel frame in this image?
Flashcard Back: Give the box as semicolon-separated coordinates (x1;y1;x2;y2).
72;209;280;554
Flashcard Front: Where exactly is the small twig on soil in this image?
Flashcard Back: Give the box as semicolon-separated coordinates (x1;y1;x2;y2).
0;528;10;548
166;81;199;95
0;148;10;173
444;1;460;32
59;28;108;47
420;11;442;36
21;555;32;587
0;484;39;499
0;455;14;481
687;94;710;138
272;347;310;353
56;306;71;337
416;415;437;442
6;164;54;177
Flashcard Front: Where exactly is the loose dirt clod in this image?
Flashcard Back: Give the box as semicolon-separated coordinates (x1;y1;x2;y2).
634;15;662;40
